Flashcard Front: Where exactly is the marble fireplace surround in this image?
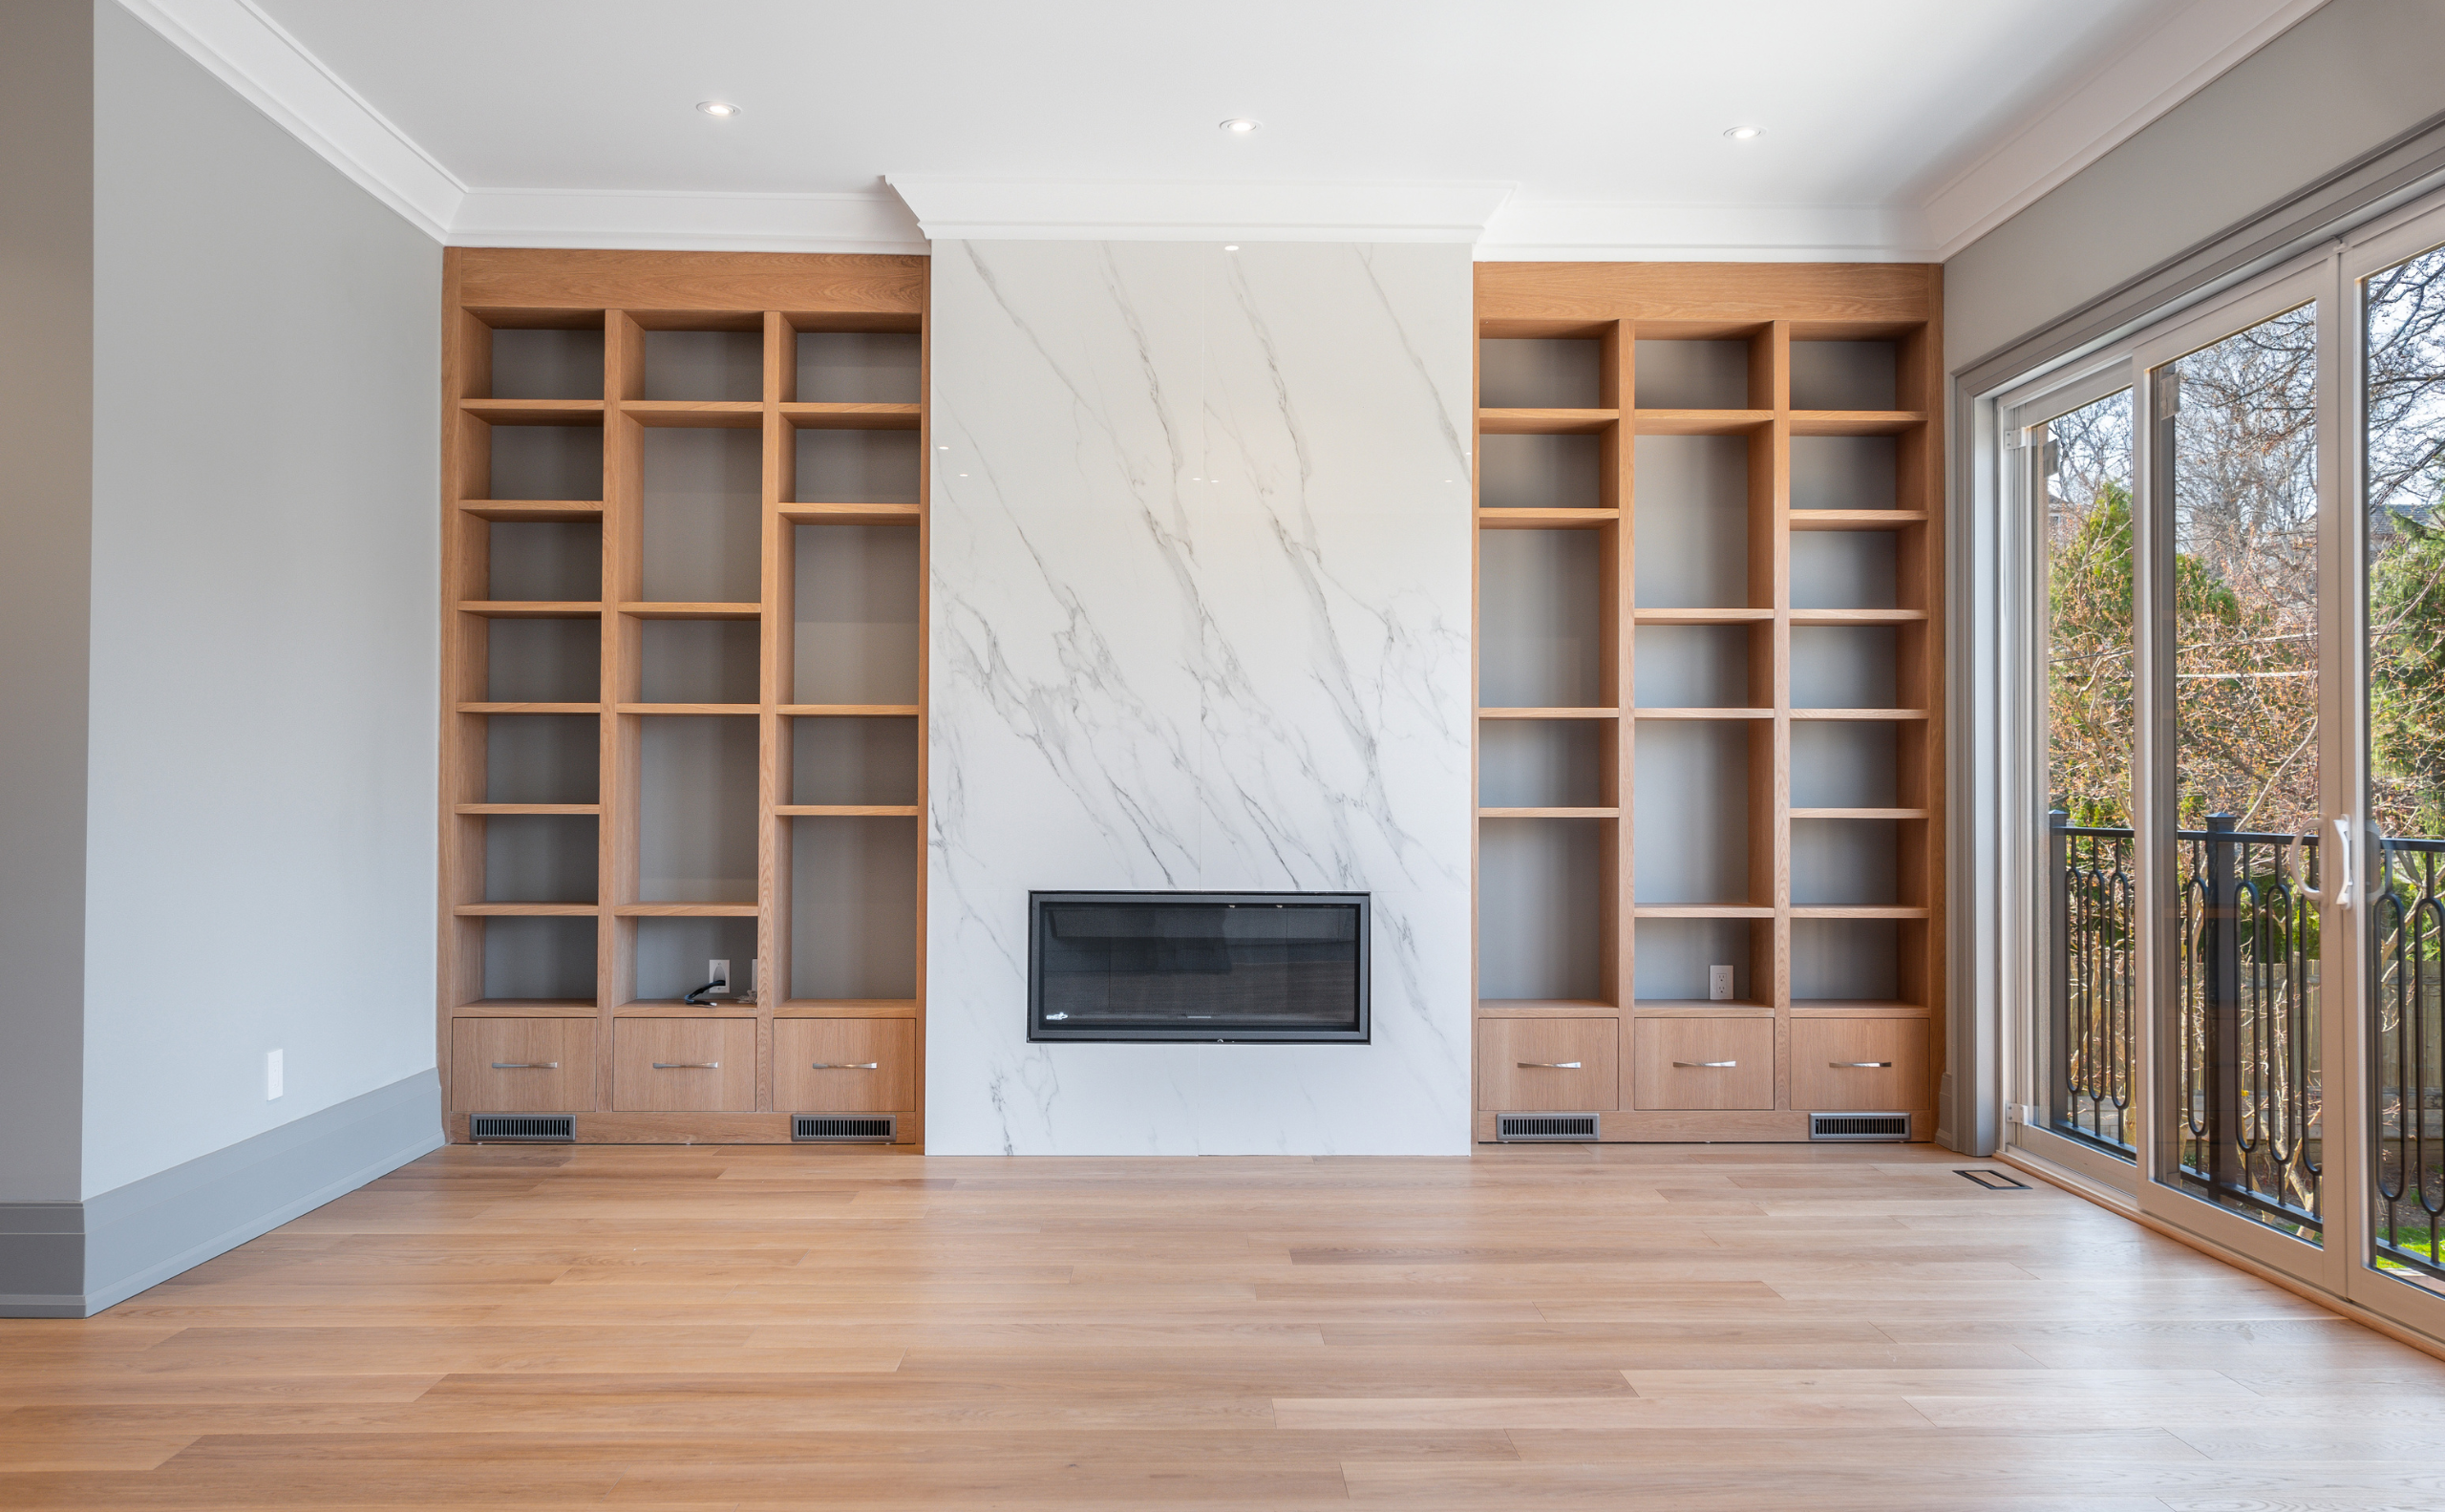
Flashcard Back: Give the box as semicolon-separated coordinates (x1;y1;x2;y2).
925;240;1474;1155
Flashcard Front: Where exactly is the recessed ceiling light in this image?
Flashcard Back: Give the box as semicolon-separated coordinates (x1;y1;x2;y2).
697;100;741;117
1723;125;1763;140
1219;118;1261;135
1223;244;1240;251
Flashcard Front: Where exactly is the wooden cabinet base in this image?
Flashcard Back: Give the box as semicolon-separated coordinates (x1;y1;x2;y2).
1472;1108;1931;1142
453;1110;925;1144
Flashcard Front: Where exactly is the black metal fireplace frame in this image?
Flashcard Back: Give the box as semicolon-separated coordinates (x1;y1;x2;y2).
1026;890;1371;1044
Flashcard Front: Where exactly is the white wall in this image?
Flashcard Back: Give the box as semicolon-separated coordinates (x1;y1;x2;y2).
926;241;1475;1155
0;0;95;1204
80;3;440;1198
1947;0;2445;369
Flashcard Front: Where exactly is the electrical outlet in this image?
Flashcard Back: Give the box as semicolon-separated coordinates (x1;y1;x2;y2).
708;959;731;996
266;1049;285;1101
1708;965;1734;1002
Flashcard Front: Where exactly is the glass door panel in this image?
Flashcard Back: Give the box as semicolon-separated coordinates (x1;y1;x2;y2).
2042;389;2138;1156
2156;304;2325;1245
2364;242;2445;1291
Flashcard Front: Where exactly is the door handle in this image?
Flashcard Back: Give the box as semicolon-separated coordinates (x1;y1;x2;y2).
651;1061;720;1070
1674;1060;1737;1068
812;1062;880;1070
2298;817;2353;910
491;1061;559;1070
1833;1061;1895;1069
1517;1061;1583;1069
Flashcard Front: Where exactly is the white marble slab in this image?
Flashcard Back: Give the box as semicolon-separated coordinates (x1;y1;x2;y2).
926;241;1474;1155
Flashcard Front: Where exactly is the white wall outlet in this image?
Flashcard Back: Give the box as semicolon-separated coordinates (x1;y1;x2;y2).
1708;965;1734;1002
266;1049;285;1101
708;959;731;995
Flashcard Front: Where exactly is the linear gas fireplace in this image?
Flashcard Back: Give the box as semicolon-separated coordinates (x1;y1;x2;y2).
1029;891;1370;1043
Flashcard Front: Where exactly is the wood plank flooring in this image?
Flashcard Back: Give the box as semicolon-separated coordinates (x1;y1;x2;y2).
7;1141;2445;1509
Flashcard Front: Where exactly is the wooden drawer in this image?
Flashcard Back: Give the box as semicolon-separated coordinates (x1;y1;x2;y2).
1791;1018;1929;1112
773;1019;916;1113
1477;1018;1619;1112
452;1018;596;1112
612;1018;757;1111
1630;1018;1775;1110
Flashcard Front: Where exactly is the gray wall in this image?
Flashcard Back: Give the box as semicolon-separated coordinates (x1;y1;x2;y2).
80;4;441;1197
0;0;95;1205
1947;0;2445;370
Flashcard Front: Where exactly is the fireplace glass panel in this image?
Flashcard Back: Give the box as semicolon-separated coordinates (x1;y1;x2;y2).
1029;892;1369;1042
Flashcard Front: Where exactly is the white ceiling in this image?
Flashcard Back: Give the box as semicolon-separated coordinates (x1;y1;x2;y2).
127;0;2327;258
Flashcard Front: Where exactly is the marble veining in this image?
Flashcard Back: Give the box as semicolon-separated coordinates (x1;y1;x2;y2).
927;240;1474;1155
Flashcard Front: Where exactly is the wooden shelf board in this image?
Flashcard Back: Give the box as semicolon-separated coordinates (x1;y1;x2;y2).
1631;904;1774;919
1792;1001;1931;1017
1476;999;1618;1018
1631;607;1771;625
1791;807;1928;820
613;902;760;917
779;703;921;717
776;804;922;818
1789;905;1930;920
1478;707;1620;719
620;400;761;428
1478;507;1618;529
457;701;601;714
454;903;599;917
781;502;921;526
618;601;762;620
1788;509;1929;531
457;500;603;522
615;702;761;716
1790;410;1927;437
460;398;605;424
781;402;924;430
452;998;600;1017
456;600;601;619
1791;707;1929;721
454;803;601;816
1631;408;1774;436
1631;1000;1775;1017
1790;607;1926;625
1631;707;1773;720
1478;807;1618;820
775;999;922;1018
609;999;761;1016
1478;407;1617;435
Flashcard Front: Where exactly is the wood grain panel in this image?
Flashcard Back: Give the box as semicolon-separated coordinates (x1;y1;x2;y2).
610;1018;756;1111
1789;1017;1930;1111
1476;1018;1619;1111
1629;1018;1775;1110
773;1019;916;1112
457;249;925;315
448;1018;596;1112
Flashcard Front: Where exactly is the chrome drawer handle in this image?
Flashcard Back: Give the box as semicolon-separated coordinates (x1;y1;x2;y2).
1517;1061;1583;1069
491;1061;559;1070
1674;1060;1737;1068
1834;1061;1895;1068
652;1061;720;1070
812;1062;880;1070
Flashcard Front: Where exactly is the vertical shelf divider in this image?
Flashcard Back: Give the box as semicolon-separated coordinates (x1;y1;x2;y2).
599;310;643;1114
1763;318;1796;1115
757;309;791;1115
1609;323;1636;1017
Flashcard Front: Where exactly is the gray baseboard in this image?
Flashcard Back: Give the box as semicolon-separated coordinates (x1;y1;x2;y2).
0;1070;442;1316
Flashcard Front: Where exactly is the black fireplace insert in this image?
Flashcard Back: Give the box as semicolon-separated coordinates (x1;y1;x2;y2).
1028;891;1370;1042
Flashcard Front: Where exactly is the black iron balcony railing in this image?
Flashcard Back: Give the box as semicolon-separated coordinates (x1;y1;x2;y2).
2049;815;2445;1280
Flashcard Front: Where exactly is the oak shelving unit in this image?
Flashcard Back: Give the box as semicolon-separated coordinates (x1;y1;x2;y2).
1472;264;1944;1141
440;249;928;1144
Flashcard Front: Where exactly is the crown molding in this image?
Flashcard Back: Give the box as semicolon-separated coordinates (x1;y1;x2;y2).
452;188;927;255
116;0;463;240
886;177;1515;243
1476;202;1924;264
1916;0;2329;260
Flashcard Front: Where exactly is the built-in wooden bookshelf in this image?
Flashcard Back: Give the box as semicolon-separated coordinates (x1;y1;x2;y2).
1471;263;1945;1141
438;248;928;1144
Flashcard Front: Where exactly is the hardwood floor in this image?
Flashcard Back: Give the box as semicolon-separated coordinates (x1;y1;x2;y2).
7;1141;2445;1509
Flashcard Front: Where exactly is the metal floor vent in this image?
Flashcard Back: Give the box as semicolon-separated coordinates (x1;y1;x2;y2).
795;1115;896;1142
468;1114;574;1142
1498;1113;1600;1142
1810;1112;1910;1141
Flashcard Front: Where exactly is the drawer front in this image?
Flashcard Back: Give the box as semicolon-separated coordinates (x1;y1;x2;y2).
1791;1018;1929;1112
1477;1018;1619;1112
1630;1018;1775;1110
773;1019;916;1112
612;1018;758;1111
452;1018;595;1112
